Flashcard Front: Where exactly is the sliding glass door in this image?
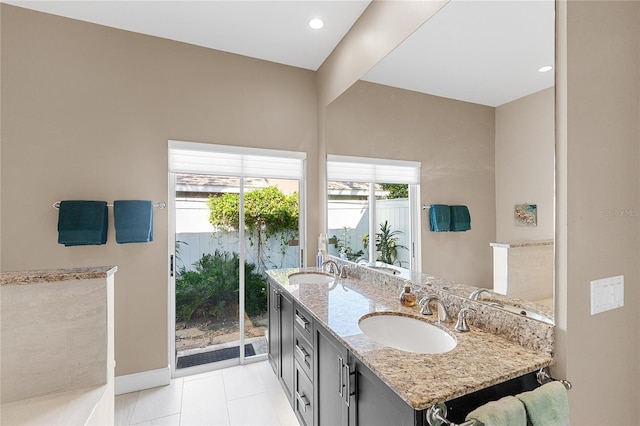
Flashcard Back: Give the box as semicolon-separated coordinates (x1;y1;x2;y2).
169;142;305;376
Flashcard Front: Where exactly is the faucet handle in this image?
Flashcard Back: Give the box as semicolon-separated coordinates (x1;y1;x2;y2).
418;297;434;316
338;264;348;278
455;308;476;332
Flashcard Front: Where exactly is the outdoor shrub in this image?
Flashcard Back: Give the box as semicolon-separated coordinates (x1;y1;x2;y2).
176;250;267;322
207;186;299;272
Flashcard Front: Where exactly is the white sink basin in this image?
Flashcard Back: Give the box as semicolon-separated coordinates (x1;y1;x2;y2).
358;313;457;354
288;272;335;285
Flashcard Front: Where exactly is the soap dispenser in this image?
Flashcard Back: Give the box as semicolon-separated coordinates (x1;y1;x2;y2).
399;284;417;307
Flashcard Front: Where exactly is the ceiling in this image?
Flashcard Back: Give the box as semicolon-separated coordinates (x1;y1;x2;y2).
4;0;554;107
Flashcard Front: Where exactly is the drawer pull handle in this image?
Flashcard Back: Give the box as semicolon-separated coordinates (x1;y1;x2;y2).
295;313;310;330
338;356;344;398
295;344;309;360
296;392;310;412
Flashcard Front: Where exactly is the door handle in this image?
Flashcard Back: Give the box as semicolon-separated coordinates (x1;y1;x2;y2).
170;255;174;277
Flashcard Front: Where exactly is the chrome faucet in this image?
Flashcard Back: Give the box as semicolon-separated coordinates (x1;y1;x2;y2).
322;260;348;278
418;296;450;322
469;288;492;301
455;308;475;332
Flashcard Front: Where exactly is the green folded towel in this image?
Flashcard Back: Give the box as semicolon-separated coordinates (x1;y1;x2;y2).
516;382;569;426
57;200;108;246
450;205;471;231
114;200;154;244
429;204;450;232
465;395;527;426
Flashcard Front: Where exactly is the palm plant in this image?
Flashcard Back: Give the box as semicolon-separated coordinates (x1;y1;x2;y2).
363;221;407;266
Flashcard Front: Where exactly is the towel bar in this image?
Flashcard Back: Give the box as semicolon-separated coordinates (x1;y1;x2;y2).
53;201;166;210
537;367;572;390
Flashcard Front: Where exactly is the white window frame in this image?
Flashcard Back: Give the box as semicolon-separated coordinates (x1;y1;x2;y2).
326;154;421;272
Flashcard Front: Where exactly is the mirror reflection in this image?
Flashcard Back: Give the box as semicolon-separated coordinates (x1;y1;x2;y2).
324;0;555;323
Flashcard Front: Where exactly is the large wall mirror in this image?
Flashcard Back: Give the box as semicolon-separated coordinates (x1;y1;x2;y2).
324;0;555;323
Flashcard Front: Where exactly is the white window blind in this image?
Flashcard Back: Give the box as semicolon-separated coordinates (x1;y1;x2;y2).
169;140;305;179
326;154;420;184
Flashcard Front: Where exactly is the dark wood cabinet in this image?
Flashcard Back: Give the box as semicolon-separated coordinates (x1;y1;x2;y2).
351;357;421;426
267;281;294;403
268;279;538;426
314;323;351;426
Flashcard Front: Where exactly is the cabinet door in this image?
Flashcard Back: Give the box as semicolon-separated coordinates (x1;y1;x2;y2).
267;282;280;376
351;358;417;426
280;290;295;403
315;325;350;426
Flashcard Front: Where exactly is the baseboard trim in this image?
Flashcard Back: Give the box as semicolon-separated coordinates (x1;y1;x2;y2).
115;366;171;395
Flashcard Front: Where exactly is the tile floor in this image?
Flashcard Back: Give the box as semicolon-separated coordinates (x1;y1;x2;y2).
115;361;300;425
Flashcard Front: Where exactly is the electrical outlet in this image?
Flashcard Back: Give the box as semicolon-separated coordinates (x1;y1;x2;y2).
590;275;624;315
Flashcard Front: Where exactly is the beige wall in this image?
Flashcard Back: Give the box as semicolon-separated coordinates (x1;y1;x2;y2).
326;81;496;288
556;1;640;424
496;88;555;242
4;3;640;422
0;5;318;376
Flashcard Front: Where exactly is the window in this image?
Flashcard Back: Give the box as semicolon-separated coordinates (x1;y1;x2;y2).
326;155;421;272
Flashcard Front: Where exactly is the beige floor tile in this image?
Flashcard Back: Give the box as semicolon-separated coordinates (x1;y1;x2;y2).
180;374;229;426
115;392;140;425
222;364;266;401
227;393;280;426
130;378;184;425
132;413;181;425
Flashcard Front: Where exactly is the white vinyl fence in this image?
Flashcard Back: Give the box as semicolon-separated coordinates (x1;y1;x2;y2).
176;198;408;272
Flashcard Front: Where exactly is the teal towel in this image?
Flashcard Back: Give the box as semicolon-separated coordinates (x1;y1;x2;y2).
114;200;153;244
450;205;471;231
57;200;108;246
429;204;450;232
516;382;569;426
465;395;527;426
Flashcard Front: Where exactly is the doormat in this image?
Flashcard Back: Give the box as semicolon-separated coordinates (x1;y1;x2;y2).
177;344;256;369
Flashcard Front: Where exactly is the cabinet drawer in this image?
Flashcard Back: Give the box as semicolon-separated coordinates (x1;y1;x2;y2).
294;328;313;380
294;303;313;341
294;361;314;426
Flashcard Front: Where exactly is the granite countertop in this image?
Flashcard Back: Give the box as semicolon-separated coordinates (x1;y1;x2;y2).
0;266;117;286
490;240;554;249
267;268;554;411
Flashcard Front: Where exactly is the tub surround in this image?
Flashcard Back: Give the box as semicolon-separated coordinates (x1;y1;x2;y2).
491;240;554;302
0;266;116;425
266;266;554;411
0;265;117;286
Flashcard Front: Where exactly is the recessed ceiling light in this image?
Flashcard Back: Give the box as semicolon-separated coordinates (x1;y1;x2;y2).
309;18;324;30
538;65;553;73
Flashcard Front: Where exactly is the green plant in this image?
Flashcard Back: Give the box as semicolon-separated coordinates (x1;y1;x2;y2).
207;186;299;271
332;227;364;261
363;221;407;266
381;183;408;199
175;250;267;322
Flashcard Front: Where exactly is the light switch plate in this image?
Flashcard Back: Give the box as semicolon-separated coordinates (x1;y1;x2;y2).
590;275;624;315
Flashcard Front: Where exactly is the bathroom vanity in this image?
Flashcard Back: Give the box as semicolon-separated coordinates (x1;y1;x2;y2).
266;264;554;426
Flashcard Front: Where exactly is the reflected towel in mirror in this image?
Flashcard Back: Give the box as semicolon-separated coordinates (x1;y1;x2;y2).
429;204;450;232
